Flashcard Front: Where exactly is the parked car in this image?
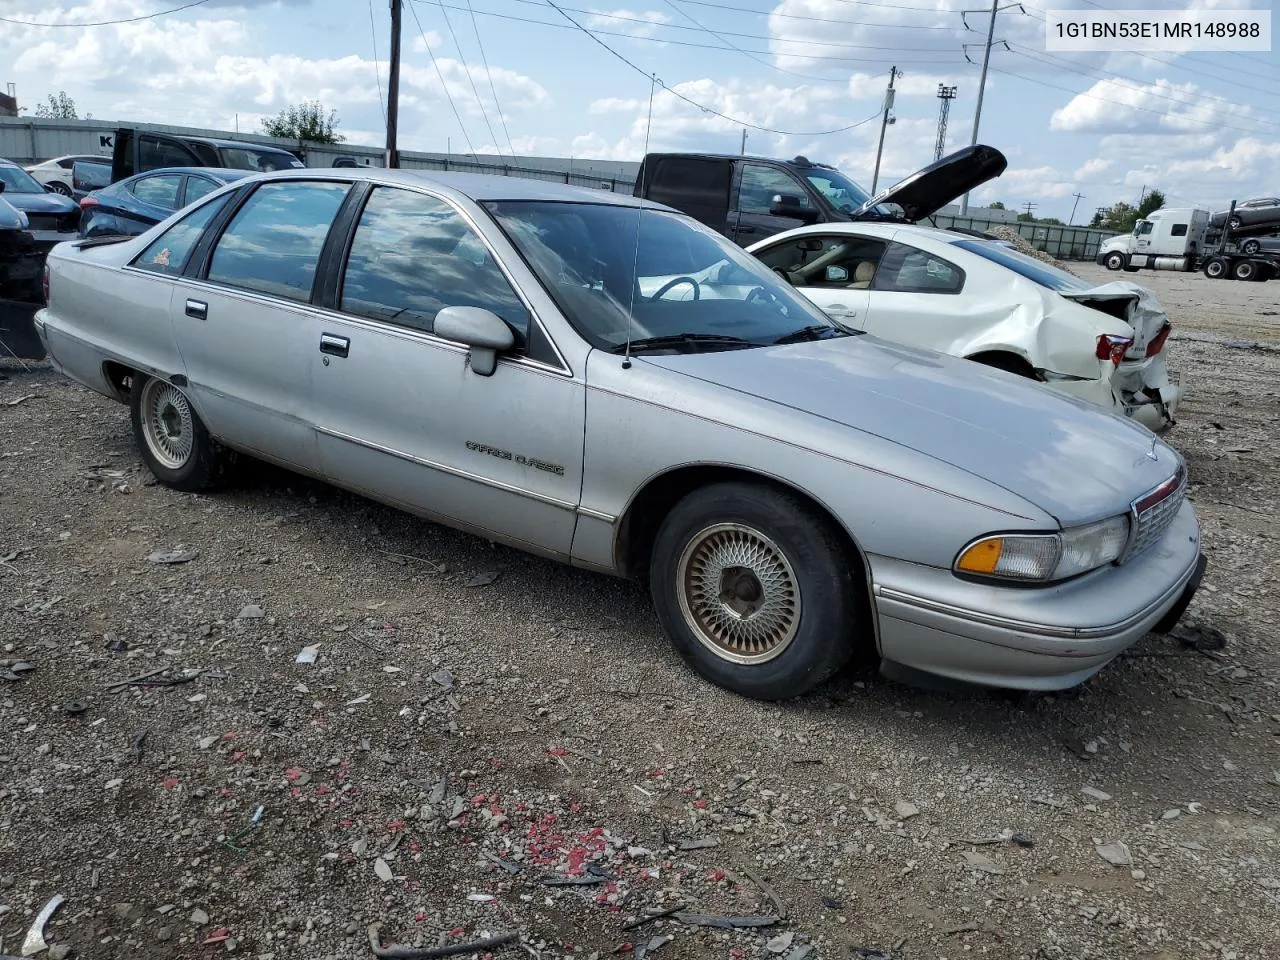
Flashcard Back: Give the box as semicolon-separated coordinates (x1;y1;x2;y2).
79;167;253;238
1238;235;1280;256
24;154;111;196
749;222;1180;433
0;159;81;235
1209;197;1280;235
35;169;1204;701
109;127;304;184
632;144;1007;245
0;194;43;300
70;159;113;203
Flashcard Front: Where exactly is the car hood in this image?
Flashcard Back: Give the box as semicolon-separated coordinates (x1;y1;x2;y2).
1;191;79;216
642;335;1180;525
849;144;1008;223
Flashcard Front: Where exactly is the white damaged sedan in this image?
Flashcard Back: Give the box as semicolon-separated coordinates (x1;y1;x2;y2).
750;223;1180;432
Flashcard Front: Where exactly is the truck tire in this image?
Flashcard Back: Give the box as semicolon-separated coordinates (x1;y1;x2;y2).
1104;251;1125;271
1233;260;1257;282
1203;257;1228;280
1240;238;1261;256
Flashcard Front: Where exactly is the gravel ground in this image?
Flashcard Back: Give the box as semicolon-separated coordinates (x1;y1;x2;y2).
2;270;1278;960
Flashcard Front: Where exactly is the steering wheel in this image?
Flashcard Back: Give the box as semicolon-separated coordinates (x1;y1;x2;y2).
745;286;772;304
649;276;701;301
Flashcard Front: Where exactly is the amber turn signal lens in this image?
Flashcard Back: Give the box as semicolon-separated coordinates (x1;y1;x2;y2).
956;538;1003;574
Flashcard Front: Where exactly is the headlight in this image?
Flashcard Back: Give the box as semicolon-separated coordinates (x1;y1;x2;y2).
16;210;29;229
955;515;1130;583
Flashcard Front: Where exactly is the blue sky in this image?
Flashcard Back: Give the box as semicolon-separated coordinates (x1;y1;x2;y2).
2;0;1276;221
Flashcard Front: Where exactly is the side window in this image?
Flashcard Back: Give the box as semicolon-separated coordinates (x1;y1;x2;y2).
340;187;530;340
134;193;233;276
138;135;200;171
1136;221;1154;236
755;234;886;288
738;165;810;216
872;242;965;294
1170;223;1188;237
130;174;183;210
184;176;220;205
207;181;349;302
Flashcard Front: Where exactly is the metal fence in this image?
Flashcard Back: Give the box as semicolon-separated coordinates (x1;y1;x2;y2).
934;213;1119;260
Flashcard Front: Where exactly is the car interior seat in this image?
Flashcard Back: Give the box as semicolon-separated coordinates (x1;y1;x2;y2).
848;260;876;288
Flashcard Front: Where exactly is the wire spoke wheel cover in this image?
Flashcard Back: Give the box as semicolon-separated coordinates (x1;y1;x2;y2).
139;379;195;470
676;522;802;665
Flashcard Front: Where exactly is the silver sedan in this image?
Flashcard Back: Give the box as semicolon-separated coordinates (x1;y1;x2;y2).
35;169;1205;700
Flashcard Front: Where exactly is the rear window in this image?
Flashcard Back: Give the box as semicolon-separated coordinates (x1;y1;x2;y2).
950;238;1089;292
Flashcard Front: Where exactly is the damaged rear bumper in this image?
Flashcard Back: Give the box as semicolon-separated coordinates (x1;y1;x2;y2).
1045;356;1180;433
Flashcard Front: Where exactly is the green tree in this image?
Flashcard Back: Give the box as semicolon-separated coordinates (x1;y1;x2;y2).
1097;201;1140;232
988;201;1006;210
1136;189;1166;219
33;91;78;119
1088;209;1105;227
1016;211;1035;222
1038;216;1063;226
261;101;345;143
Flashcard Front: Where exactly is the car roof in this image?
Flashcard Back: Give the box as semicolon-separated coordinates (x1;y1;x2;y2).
180;136;301;155
127;167;253;179
253;167;668;209
643;152;837;170
776;221;963;243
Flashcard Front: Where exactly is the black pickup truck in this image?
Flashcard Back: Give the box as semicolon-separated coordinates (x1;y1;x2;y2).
108;127;305;183
632;144;1007;245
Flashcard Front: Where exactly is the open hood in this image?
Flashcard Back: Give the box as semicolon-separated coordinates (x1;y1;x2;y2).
849;144;1007;223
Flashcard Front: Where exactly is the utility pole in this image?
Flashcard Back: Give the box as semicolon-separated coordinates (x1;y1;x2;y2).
740;128;747;156
959;0;1000;215
1138;184;1147;206
1068;192;1085;225
1022;201;1037;218
934;84;957;161
385;0;402;169
870;66;898;195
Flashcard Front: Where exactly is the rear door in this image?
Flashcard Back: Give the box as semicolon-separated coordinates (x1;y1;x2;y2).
171;178;352;471
751;231;883;329
118;173;184;231
642;156;734;237
730;162;813;245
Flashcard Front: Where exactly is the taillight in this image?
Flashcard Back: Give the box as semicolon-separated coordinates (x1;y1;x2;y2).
1096;334;1132;365
79;196;99;210
42;263;50;304
1146;323;1171;357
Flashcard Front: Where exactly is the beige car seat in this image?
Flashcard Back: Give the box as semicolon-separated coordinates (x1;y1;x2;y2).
848;260;876;288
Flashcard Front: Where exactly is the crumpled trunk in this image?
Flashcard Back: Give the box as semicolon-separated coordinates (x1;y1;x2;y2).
1058;281;1169;357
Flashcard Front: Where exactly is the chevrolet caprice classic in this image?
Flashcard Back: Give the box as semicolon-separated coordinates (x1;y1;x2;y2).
34;169;1206;700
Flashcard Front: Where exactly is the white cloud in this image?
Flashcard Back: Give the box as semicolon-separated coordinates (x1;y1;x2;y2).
584;8;671;40
1049;78;1253;135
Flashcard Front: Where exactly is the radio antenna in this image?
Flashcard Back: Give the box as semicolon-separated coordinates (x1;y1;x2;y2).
622;71;656;371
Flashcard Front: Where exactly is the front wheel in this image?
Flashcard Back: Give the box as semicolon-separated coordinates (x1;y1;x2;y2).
1240;238;1261;256
1203;257;1227;280
46;180;72;197
130;374;229;491
649;481;862;700
1104;252;1125;271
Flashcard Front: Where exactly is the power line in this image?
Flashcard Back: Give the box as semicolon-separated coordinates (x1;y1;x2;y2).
419;0;505;156
0;0;212;27
466;0;516;157
674;0;961;29
542;0;886;136
369;0;387;125
658;0;842;83
406;0;479;157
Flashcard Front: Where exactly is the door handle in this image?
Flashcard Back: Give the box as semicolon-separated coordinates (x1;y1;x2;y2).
737;225;758;234
319;333;350;358
826;303;857;317
185;299;207;320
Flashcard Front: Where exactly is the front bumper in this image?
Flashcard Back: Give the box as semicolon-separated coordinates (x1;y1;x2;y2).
869;500;1203;690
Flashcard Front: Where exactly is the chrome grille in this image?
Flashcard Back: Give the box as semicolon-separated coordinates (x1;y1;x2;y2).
1122;467;1187;562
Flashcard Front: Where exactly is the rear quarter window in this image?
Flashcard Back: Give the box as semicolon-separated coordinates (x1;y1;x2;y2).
950;238;1089;293
132;193;233;275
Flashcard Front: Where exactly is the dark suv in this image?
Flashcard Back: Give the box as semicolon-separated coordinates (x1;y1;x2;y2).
633;145;1007;246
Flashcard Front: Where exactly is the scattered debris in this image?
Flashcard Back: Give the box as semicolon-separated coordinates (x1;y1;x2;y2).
743;867;787;919
677;837;719;851
621;905;686;931
189;907;209;925
61;700;87;715
236;603;264;619
21;893;65;956
464;570;500;588
766;932;795;954
960;851;1004;875
374;857;394;882
484;852;521;875
432;669;455;689
296;644;320;664
543;874;607;887
366;923;517;959
147;545;198;564
103;632;127;653
130;731;148;762
894;800;920;820
1171;623;1227;652
1096;841;1133;867
672;913;779;930
1082;786;1112;802
220;805;264;853
943;922;980;935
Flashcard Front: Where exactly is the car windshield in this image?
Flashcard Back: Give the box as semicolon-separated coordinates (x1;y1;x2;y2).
483;201;842;353
0;164;46;194
218;148;303;172
803;167;893;216
950;238;1091;292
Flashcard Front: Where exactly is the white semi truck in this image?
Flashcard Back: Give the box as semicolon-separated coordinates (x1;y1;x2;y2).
1097;202;1276;281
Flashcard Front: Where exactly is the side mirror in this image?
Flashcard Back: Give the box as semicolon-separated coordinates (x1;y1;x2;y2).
824;265;849;283
435;306;514;377
769;193;818;223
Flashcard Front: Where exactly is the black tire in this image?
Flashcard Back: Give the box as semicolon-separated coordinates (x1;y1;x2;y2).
46;180;72;197
1233;260;1256;282
1203;257;1227;280
130;373;229;491
649;481;862;700
1240;238;1260;256
1104;252;1125;271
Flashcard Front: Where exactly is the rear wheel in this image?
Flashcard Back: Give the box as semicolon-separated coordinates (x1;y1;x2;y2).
1203;257;1228;280
46;180;72;197
130;374;229;491
970;352;1037;379
1104;251;1125;271
1240;238;1261;256
1233;259;1257;282
649;481;862;700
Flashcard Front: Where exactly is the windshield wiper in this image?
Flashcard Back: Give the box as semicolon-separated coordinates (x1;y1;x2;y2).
773;325;853;344
611;333;756;355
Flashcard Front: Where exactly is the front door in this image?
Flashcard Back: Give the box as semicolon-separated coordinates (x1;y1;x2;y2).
751;231;884;330
729;163;813;245
308;185;585;558
171;179;352;471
